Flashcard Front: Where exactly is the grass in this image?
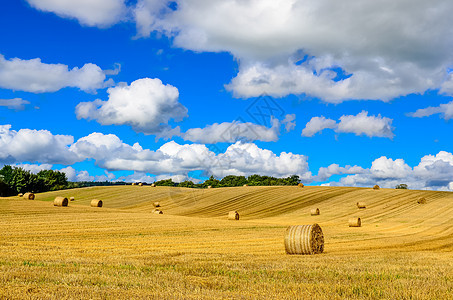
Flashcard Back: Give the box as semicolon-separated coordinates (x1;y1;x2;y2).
0;185;452;299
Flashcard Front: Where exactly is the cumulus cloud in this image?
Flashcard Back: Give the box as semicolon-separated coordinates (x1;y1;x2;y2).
133;0;453;102
13;163;53;173
302;111;394;138
0;55;110;93
0;98;31;110
322;151;453;191
302;116;337;137
76;78;187;137
282;114;296;132
182;118;280;143
0;125;78;165
26;0;127;28
408;100;453;120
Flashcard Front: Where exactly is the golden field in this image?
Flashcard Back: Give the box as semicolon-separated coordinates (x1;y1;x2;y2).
0;185;452;299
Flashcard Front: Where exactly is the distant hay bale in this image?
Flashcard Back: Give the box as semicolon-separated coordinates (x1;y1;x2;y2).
139;183;143;186
243;184;248;187
53;197;68;207
69;197;75;201
153;202;160;208
228;211;240;220
357;202;366;209
151;183;156;187
18;193;23;197
132;182;136;186
373;185;380;190
90;199;103;207
298;183;304;188
207;185;212;189
23;193;35;200
284;224;324;255
152;209;163;214
417;197;427;204
349;217;362;227
310;208;320;216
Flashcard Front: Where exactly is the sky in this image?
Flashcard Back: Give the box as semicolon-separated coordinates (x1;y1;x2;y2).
1;0;453;190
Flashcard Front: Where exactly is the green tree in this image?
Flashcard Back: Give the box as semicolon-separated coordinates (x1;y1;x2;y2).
395;183;408;189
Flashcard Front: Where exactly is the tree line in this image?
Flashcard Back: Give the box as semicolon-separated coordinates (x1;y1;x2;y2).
0;165;71;197
154;174;301;188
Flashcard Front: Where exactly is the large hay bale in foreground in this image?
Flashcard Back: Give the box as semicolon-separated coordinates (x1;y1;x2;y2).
69;197;75;201
284;224;324;255
152;209;163;214
373;185;380;190
53;197;68;207
153;202;160;208
357;202;366;209
23;193;35;200
228;211;240;220
417;197;427;204
310;208;320;216
298;183;304;188
349;218;362;227
90;199;103;207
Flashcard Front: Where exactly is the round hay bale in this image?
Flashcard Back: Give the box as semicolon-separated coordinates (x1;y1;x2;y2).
138;183;143;186
357;202;366;209
243;184;248;187
69;197;75;201
310;208;320;216
298;183;304;188
417;197;427;204
132;182;136;186
373;185;380;190
53;197;68;207
153;202;160;208
284;224;324;255
348;217;362;227
207;185;212;189
152;209;163;214
18;193;23;197
151;183;156;187
90;199;103;207
228;211;240;220
23;193;35;200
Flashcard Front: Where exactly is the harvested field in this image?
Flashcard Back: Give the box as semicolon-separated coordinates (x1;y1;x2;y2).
0;185;452;299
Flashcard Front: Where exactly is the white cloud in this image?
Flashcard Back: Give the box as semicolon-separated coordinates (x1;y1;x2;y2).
302;111;394;138
26;0;127;28
302;116;337;137
0;55;109;93
282;114;296;132
315;164;365;181
408;100;453;120
13;163;53;173
337;111;394;138
323;151;453;191
133;0;453;102
182;118;280;143
0;98;30;110
0;125;79;165
76;78;187;137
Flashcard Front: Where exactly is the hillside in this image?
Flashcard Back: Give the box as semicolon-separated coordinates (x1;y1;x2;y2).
1;185;452;298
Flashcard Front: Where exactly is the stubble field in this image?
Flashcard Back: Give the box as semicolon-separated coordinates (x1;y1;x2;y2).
1;186;452;299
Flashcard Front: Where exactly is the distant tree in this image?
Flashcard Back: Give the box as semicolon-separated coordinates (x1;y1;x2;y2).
178;180;195;188
155;179;175;187
203;175;220;188
219;175;247;187
395;184;408;189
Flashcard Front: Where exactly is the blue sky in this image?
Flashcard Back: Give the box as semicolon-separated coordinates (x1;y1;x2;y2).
1;0;453;190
